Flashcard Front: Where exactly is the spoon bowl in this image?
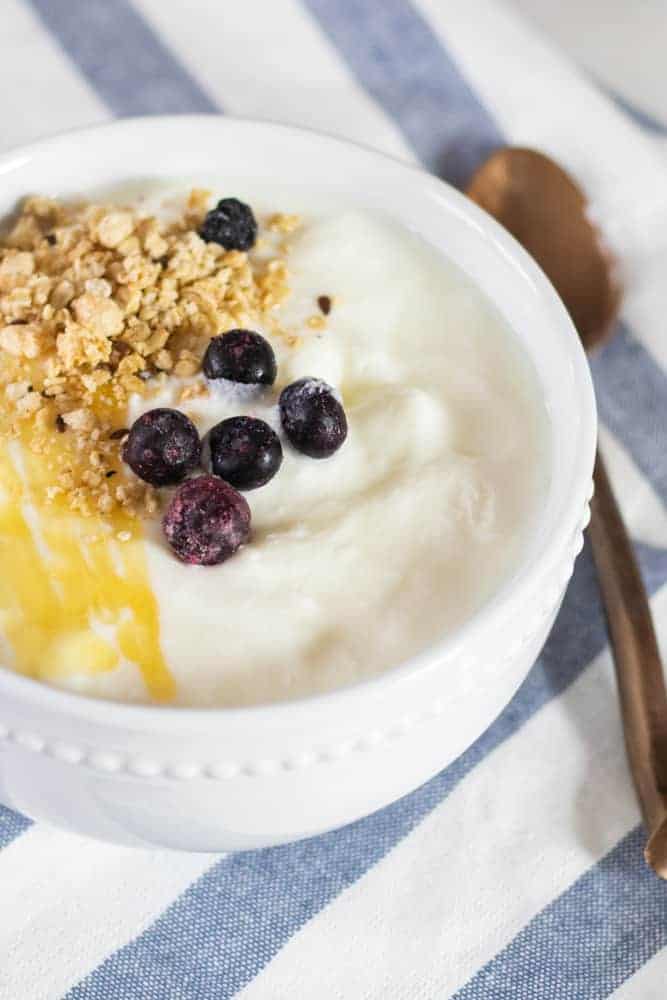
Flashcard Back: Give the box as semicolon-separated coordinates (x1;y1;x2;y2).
467;147;621;350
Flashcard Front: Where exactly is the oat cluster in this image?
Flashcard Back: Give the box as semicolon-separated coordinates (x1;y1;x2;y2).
0;192;296;518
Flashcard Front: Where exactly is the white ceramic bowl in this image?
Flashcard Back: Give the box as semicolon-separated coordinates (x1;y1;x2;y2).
0;116;596;850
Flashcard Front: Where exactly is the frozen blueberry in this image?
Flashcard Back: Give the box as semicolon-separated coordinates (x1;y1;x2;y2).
199;198;257;251
279;378;347;459
205;416;282;491
203;329;276;385
122;408;201;486
163;475;251;566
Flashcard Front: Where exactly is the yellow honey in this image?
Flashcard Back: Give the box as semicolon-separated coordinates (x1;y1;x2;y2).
0;433;174;702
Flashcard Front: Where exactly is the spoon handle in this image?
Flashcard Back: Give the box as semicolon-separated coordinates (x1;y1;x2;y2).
588;449;667;876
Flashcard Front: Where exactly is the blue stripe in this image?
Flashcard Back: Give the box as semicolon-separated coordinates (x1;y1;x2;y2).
65;542;667;1000
607;90;667;135
592;323;667;505
26;0;218;116
303;0;502;187
453;826;667;999
0;804;31;850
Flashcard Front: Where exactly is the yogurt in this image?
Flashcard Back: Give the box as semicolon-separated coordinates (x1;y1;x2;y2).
0;191;549;706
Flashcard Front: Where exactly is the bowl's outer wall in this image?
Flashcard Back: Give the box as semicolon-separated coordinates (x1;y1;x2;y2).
0;118;596;849
1;604;562;850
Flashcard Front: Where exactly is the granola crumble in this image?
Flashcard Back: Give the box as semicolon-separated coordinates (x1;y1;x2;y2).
306;314;327;331
0;191;293;518
267;213;301;235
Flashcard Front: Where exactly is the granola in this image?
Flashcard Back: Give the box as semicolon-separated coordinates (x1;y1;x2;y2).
0;192;296;518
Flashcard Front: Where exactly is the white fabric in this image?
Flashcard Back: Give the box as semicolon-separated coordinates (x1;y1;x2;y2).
508;0;667;128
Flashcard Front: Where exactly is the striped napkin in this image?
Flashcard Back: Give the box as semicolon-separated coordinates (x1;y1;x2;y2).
1;1;667;997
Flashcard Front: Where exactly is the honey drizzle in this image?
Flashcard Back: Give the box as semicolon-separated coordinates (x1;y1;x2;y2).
0;437;174;702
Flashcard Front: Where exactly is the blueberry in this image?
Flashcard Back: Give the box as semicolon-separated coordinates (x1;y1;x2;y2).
199;198;257;251
122;408;201;486
203;329;277;385
163;475;251;565
205;416;282;491
279;378;348;459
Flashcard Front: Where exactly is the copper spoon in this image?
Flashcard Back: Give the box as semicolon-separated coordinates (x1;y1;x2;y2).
466;147;667;877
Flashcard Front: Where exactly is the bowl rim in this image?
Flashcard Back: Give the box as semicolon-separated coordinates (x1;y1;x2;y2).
0;114;597;726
